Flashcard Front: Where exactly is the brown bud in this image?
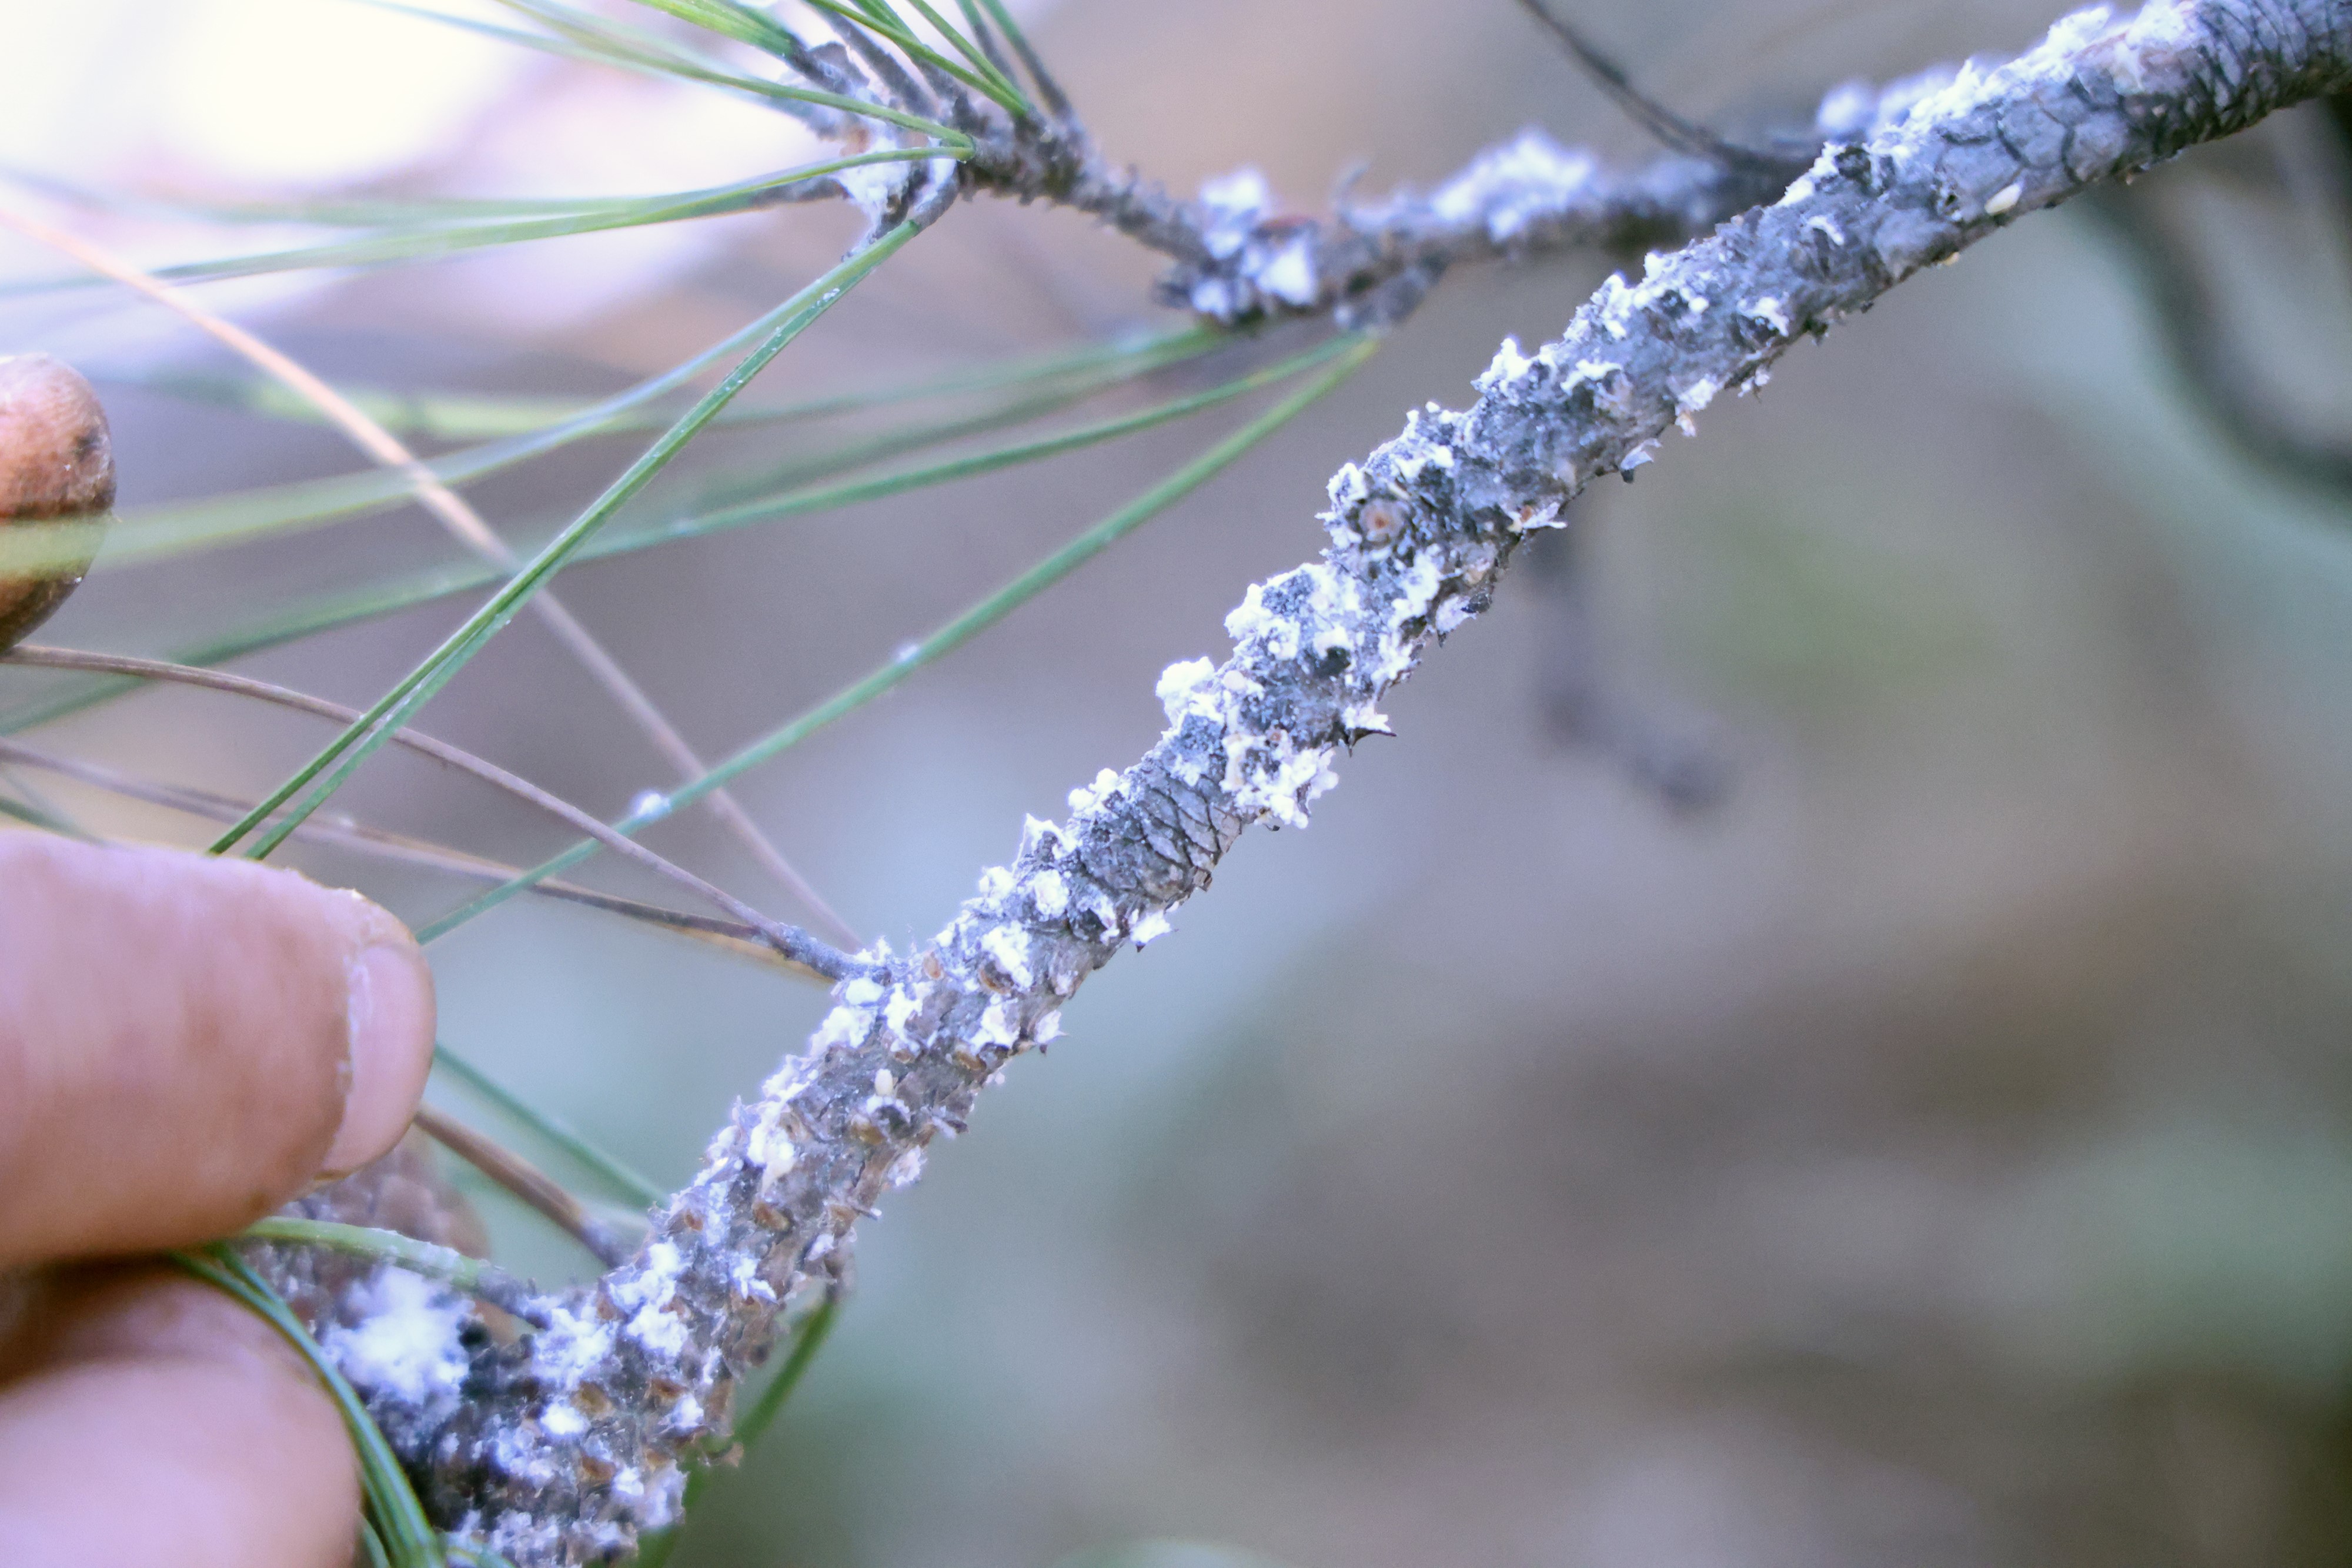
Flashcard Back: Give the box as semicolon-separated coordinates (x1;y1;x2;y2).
0;354;114;651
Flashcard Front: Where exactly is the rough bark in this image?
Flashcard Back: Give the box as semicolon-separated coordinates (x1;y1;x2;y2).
961;121;1804;326
259;2;2352;1560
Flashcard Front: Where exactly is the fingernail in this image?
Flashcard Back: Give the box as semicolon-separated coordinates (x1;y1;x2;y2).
323;934;437;1177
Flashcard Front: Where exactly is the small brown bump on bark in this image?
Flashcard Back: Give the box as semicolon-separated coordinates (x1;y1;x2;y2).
0;354;113;651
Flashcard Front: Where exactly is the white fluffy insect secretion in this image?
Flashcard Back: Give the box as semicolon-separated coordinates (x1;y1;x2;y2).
323;1266;470;1411
980;923;1036;988
1188;166;1322;313
833;155;956;226
1157;656;1221;727
1424;127;1598;242
1198;168;1273;256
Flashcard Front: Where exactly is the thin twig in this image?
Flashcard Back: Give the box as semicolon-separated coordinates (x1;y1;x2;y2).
0;733;825;978
2082;182;2352;494
432;1045;664;1211
409;334;1376;942
414;1104;637;1268
0;759;91;840
296;7;2352;1557
1513;0;1806;176
0;643;848;972
0;203;864;950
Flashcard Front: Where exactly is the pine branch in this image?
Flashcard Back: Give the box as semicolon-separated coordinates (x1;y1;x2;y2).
966;122;1806;326
245;1;2352;1560
629;0;1816;325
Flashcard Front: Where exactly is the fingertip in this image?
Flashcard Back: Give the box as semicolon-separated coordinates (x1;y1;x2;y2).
323;903;437;1178
0;835;437;1262
0;1266;360;1568
205;868;438;1180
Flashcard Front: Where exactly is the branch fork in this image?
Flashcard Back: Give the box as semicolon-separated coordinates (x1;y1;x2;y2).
250;1;2352;1560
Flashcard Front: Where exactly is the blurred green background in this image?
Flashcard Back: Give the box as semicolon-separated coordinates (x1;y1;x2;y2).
11;0;2352;1563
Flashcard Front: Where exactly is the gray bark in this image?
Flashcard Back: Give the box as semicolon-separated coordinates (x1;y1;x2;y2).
961;121;1803;326
259;2;2352;1560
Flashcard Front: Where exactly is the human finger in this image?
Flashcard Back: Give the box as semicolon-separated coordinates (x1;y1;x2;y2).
0;834;436;1265
0;1262;360;1566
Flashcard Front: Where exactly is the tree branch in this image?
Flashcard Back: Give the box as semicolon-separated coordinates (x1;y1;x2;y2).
253;2;2352;1560
767;9;1810;324
960;116;1803;326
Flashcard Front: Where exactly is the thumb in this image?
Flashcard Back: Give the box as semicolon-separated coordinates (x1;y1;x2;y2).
0;834;436;1265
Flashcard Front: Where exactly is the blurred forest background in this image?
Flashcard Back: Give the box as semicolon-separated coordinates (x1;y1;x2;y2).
9;0;2352;1563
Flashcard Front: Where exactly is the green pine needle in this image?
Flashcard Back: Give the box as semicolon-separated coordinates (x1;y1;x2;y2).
129;323;1214;443
433;1043;664;1209
0;790;94;840
801;0;1031;116
59;152;959;292
355;0;777;105
59;326;1216;574
207;218;924;860
414;332;1378;940
1;162;751;229
0;329;1264;744
619;0;807;59
651;329;1365;537
730;1294;843;1455
0;274;927;578
898;0;1035;113
415;0;972;145
440;1546;522;1568
238;1216;522;1306
173;1245;445;1567
972;0;1067;115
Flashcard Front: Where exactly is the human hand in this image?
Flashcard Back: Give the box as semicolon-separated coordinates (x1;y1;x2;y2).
0;834;436;1564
